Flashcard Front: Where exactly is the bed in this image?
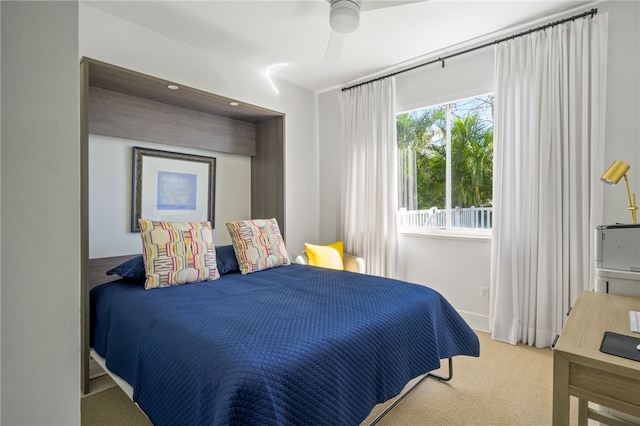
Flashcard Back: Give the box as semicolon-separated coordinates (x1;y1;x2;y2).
89;246;479;426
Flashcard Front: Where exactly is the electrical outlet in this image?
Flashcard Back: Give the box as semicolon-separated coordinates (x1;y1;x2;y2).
480;287;489;300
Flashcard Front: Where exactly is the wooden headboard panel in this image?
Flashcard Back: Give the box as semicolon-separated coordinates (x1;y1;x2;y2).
88;254;138;290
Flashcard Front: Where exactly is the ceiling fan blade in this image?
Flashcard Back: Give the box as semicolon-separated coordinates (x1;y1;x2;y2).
325;30;346;59
360;0;426;12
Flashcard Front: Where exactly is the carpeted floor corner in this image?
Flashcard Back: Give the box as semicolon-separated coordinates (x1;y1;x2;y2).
82;385;151;426
82;331;580;425
361;331;579;425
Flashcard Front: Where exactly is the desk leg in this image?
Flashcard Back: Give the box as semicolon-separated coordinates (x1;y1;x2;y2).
578;398;588;426
553;351;570;426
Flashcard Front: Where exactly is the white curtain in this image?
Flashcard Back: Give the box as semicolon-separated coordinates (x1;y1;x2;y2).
490;14;608;348
339;78;398;278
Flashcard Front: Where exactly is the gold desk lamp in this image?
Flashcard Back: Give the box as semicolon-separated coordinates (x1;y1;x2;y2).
601;160;638;224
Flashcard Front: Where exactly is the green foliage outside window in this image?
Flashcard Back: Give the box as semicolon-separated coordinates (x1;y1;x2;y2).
397;95;494;212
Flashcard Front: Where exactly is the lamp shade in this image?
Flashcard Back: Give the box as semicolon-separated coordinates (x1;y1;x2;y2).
330;0;360;34
601;160;630;185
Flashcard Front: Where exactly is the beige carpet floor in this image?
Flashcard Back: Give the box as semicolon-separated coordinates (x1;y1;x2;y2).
82;331;580;425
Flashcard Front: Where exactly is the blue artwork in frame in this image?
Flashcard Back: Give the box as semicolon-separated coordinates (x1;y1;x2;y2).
131;146;216;232
157;171;197;210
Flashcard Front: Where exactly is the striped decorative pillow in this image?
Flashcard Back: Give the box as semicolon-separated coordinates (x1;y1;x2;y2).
226;218;290;275
138;219;220;289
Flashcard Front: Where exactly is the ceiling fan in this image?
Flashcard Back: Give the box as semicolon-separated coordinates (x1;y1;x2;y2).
325;0;425;59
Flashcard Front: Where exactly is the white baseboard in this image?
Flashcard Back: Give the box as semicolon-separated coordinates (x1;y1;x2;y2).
458;310;490;333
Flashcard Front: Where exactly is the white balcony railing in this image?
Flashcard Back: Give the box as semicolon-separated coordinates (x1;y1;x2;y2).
398;206;493;229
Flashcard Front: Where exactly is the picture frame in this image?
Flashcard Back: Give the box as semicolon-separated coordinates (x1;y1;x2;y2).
131;146;216;232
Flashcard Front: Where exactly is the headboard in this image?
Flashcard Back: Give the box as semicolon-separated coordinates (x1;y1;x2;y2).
88;254;138;290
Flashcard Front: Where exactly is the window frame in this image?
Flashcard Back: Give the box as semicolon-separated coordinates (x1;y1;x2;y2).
397;92;494;238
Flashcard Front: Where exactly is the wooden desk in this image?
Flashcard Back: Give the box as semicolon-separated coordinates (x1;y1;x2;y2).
553;291;640;425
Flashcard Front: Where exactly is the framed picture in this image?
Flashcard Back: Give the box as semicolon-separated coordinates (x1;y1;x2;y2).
131;147;216;232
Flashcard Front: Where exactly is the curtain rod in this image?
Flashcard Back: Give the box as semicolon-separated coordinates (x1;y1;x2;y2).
341;7;598;92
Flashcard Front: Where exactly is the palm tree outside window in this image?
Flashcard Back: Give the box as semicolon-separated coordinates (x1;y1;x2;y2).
397;94;494;231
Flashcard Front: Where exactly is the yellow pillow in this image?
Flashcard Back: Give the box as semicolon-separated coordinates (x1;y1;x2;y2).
304;241;344;270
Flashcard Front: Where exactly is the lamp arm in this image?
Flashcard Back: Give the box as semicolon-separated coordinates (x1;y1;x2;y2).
623;174;638;224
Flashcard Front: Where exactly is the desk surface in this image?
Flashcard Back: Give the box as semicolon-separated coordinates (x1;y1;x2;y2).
554;291;640;370
553;291;640;425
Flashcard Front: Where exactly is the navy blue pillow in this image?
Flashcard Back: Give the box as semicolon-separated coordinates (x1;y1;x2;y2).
216;245;239;275
106;246;238;280
106;255;146;281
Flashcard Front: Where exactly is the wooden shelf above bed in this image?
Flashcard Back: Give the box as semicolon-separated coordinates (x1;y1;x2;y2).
87;58;277;123
84;57;285;157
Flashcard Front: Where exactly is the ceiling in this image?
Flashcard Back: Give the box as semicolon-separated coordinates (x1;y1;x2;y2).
83;0;597;93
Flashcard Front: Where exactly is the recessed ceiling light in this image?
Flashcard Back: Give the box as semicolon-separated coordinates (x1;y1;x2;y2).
230;102;239;106
167;85;179;90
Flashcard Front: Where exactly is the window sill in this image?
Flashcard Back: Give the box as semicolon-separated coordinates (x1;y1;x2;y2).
398;227;492;241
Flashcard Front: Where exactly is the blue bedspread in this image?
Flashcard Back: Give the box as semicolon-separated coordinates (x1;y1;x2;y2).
91;264;479;425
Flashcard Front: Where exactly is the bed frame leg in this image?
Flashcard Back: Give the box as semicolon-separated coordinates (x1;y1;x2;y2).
426;357;453;381
367;358;453;425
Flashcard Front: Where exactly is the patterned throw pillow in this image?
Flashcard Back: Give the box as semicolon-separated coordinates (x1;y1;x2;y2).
138;219;220;289
226;218;290;275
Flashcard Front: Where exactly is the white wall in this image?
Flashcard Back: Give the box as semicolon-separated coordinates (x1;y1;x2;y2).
601;1;640;224
80;4;321;258
395;48;494;113
89;136;252;257
1;2;80;424
394;48;494;331
318;91;342;243
318;1;640;332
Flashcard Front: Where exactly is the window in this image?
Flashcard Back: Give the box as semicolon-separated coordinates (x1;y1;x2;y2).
397;94;494;232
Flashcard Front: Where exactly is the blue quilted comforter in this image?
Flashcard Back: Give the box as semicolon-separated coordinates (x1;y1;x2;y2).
91;264;479;425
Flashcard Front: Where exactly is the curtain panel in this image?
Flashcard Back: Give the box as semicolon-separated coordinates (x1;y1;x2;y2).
490;14;608;348
339;78;398;278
